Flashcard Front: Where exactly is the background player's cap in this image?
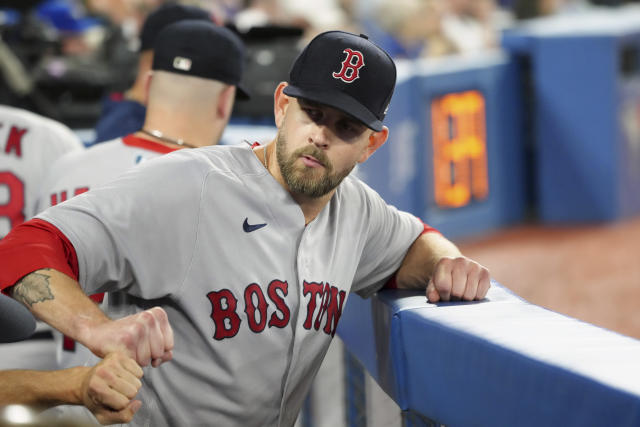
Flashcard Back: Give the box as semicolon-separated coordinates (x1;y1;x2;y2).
152;20;250;99
139;2;213;52
0;293;36;343
283;31;396;132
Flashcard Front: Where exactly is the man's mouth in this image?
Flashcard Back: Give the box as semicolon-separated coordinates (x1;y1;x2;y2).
300;154;324;168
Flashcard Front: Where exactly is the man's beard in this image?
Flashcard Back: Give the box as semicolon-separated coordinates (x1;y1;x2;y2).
276;131;356;198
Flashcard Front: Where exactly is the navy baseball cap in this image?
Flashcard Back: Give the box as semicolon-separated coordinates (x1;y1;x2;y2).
139;2;212;51
152;20;250;99
283;31;396;131
0;293;36;343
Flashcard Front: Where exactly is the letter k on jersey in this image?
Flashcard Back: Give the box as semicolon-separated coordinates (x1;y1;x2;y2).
332;48;365;83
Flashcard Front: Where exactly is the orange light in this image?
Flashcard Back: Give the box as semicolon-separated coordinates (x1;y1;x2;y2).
431;90;489;208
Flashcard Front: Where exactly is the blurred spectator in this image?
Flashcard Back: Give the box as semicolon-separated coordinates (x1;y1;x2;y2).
35;0;106;57
233;0;355;42
440;0;511;54
91;2;213;145
85;0;165;36
233;0;284;31
513;0;592;20
373;0;457;58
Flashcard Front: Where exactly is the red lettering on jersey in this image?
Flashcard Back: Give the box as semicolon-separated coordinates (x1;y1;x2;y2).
332;49;365;83
4;126;28;157
302;281;324;330
62;335;76;352
50;187;89;207
244;283;268;333
315;285;346;337
267;280;289;329
50;191;68;207
207;289;241;340
75;187;89;196
0;172;25;229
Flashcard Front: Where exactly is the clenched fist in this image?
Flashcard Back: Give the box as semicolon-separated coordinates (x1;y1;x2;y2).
426;256;491;302
81;352;144;425
84;307;174;368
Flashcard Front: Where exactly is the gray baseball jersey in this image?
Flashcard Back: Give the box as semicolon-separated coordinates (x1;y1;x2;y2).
35;134;179;371
37;143;423;426
0;105;83;238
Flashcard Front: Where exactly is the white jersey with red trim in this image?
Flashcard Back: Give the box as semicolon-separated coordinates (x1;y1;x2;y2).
0;105;83;239
36;134;177;213
35;134;180;371
37;143;423;427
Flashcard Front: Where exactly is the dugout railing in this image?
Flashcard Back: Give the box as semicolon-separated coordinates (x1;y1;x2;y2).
335;281;640;427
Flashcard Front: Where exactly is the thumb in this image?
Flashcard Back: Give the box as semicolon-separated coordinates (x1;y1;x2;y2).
426;279;440;303
118;400;143;422
128;399;143;415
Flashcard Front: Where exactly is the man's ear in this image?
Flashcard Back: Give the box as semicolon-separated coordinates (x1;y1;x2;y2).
143;71;153;106
273;82;290;129
358;126;389;164
217;85;236;120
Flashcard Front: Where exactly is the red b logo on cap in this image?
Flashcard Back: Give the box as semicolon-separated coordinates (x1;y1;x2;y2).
332;48;365;83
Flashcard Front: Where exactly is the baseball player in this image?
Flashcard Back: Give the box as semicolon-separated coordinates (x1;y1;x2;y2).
0;31;490;426
0;105;83;372
35;19;248;373
91;2;215;145
0;105;83;239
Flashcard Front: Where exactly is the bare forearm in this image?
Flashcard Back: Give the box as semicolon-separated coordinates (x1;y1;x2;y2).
10;268;110;346
395;232;462;289
0;367;88;408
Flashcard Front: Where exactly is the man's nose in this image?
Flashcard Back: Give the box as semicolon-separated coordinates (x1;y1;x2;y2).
308;122;330;149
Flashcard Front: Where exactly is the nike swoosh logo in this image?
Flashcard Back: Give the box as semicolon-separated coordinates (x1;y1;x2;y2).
243;218;267;233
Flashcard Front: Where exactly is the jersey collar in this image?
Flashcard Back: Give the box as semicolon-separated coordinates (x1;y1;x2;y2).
122;134;181;154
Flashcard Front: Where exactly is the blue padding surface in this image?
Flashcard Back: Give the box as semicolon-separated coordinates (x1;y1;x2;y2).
338;283;640;426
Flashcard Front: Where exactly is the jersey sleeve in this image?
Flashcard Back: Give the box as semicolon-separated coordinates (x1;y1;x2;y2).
351;182;424;298
0;219;79;294
36;150;207;298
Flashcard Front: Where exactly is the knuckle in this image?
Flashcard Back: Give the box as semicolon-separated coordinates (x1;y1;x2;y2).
153;307;168;321
438;257;453;269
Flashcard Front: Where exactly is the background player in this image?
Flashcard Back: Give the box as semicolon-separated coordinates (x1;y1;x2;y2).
0;31;490;426
35;19;248;378
90;2;215;145
0;104;83;372
0;105;83;240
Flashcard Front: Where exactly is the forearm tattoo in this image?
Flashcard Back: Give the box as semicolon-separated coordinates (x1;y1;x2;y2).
11;269;55;308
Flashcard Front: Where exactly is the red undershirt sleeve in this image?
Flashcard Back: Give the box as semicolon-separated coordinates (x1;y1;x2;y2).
0;218;79;295
384;221;440;290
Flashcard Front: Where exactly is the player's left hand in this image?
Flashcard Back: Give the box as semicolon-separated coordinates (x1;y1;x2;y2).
81;352;144;425
426;256;491;303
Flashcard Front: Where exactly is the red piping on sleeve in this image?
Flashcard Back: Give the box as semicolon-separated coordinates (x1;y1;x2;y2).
0;219;79;295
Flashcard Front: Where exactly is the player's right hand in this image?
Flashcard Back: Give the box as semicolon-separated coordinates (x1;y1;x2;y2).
81;352;144;425
89;307;174;368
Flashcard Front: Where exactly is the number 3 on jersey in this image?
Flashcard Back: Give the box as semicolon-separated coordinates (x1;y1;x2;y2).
0;171;25;232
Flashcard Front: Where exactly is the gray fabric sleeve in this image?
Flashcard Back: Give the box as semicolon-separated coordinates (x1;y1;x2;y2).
37;150;208;298
351;183;423;298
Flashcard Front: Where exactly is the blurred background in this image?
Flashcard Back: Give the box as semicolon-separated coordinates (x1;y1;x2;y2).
1;0;639;338
3;1;640;426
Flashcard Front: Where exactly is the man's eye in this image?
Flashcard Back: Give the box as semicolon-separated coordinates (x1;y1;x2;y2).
337;121;361;137
304;108;322;121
